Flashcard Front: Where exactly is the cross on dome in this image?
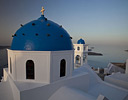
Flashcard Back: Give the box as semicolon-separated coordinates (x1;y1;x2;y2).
41;7;45;15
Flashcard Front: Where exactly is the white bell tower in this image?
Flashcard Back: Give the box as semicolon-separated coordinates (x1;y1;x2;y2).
74;38;88;67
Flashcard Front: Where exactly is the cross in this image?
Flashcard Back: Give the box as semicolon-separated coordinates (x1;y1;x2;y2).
41;7;45;15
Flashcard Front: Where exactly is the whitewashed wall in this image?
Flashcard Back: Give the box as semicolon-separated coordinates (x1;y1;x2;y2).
73;44;88;66
50;50;74;82
7;49;73;83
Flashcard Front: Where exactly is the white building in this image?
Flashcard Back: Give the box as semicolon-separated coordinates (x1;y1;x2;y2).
104;59;128;90
0;8;128;100
74;39;88;67
104;63;125;75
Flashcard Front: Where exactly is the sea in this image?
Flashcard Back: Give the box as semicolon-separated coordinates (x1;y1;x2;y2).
0;45;128;78
88;45;128;68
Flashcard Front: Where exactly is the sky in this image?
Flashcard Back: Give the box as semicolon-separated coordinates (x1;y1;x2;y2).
0;0;128;46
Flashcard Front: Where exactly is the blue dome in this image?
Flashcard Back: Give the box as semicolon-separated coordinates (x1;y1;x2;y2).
11;15;73;51
77;38;85;44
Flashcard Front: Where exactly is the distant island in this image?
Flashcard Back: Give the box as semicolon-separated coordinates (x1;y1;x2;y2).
125;50;128;52
88;52;103;56
0;46;10;50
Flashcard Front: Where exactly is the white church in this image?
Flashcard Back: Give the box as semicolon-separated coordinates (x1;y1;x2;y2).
0;7;128;100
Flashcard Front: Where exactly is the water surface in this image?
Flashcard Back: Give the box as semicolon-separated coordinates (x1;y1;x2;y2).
88;45;128;68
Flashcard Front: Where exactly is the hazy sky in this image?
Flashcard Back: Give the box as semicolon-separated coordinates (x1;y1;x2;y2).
0;0;128;46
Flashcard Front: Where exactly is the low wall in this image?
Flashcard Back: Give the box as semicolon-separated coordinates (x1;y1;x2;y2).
21;73;89;100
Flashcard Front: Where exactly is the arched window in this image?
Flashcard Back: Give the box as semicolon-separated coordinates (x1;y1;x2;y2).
60;59;66;77
76;55;81;64
10;57;12;74
26;60;35;79
77;47;80;51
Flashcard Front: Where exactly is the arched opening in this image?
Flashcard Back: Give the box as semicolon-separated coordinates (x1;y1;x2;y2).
76;55;81;64
77;46;80;51
60;59;66;77
10;57;12;74
26;60;35;79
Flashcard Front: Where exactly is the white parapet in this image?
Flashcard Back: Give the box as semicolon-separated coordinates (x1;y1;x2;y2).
97;94;109;100
125;59;128;74
3;68;8;81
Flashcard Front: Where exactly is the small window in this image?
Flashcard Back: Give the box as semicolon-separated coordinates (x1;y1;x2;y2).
10;57;12;74
26;60;35;79
76;55;81;64
60;59;66;77
77;47;80;51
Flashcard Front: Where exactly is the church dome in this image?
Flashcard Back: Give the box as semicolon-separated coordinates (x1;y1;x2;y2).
77;38;85;44
11;15;73;51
